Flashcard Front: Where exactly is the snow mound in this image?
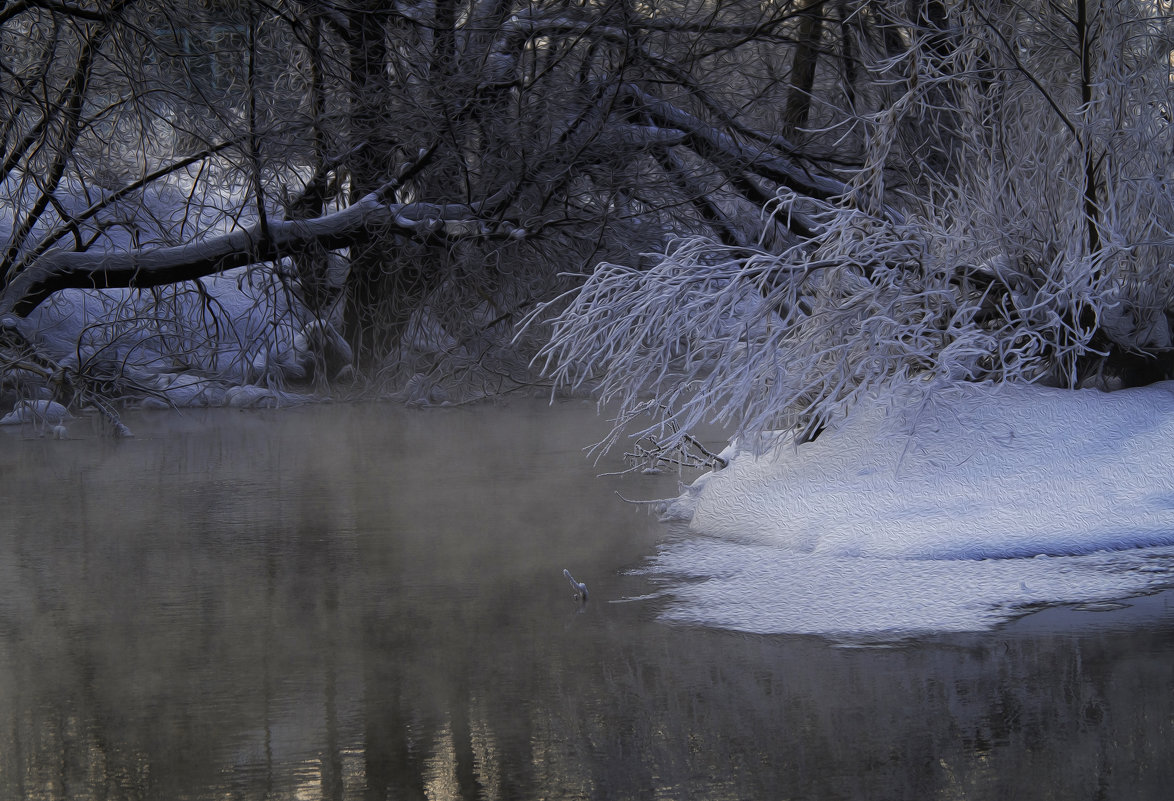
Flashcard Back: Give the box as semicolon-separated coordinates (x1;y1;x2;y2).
642;382;1174;637
0;400;70;426
670;381;1174;558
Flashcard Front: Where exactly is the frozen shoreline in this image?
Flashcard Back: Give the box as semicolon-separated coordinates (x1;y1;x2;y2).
642;381;1174;637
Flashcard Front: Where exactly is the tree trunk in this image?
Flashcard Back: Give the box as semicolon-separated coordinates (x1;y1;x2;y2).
342;1;401;367
781;1;824;139
286;8;336;318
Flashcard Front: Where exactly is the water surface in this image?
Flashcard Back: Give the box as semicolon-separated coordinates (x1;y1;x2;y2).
1;400;1172;800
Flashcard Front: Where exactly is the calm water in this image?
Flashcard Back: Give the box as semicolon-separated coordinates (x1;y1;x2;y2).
1;400;1172;800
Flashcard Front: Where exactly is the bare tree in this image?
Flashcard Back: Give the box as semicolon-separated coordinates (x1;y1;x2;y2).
1;0;859;415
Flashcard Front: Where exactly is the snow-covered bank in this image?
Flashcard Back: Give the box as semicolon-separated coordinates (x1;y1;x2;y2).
669;381;1174;559
640;382;1174;637
2;268;519;422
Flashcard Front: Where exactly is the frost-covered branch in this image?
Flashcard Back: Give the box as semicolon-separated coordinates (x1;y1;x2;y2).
535;194;1002;452
619;84;857;209
623;408;729;473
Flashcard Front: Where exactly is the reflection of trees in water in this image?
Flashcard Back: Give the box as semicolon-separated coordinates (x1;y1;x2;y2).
1;407;1173;799
351;594;1174;800
4;544;1174;800
0;515;368;798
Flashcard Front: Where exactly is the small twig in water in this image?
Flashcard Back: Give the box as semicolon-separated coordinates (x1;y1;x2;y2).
563;569;588;602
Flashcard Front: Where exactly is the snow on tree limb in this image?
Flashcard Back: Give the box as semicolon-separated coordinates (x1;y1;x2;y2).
0;189;524;317
528;0;1174;453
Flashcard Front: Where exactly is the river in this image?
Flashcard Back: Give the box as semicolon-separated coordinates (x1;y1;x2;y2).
1;399;1172;799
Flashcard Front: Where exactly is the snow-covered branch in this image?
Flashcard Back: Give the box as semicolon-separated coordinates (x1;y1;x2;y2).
0;188;524;317
534;172;1144;453
535;194;981;451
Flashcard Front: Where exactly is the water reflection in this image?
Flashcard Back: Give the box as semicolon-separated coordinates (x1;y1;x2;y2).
0;401;1172;800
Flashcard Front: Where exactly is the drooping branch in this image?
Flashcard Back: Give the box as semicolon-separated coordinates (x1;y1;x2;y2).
9;140;239;276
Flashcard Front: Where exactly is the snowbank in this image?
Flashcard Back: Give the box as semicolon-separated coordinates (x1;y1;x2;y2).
641;381;1174;637
670;381;1174;558
0;399;70;426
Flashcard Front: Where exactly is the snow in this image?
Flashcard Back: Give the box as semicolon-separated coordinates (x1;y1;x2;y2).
13;264;335;398
639;381;1174;638
0;400;71;426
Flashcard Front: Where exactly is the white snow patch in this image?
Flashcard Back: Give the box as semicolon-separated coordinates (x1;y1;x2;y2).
225;385;287;408
640;381;1174;637
0;400;71;426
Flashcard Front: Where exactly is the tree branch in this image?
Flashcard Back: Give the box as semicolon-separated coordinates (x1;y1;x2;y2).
619;84;857;203
0;185;523;317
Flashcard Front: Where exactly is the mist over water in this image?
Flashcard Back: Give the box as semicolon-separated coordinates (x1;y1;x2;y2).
1;400;1172;800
